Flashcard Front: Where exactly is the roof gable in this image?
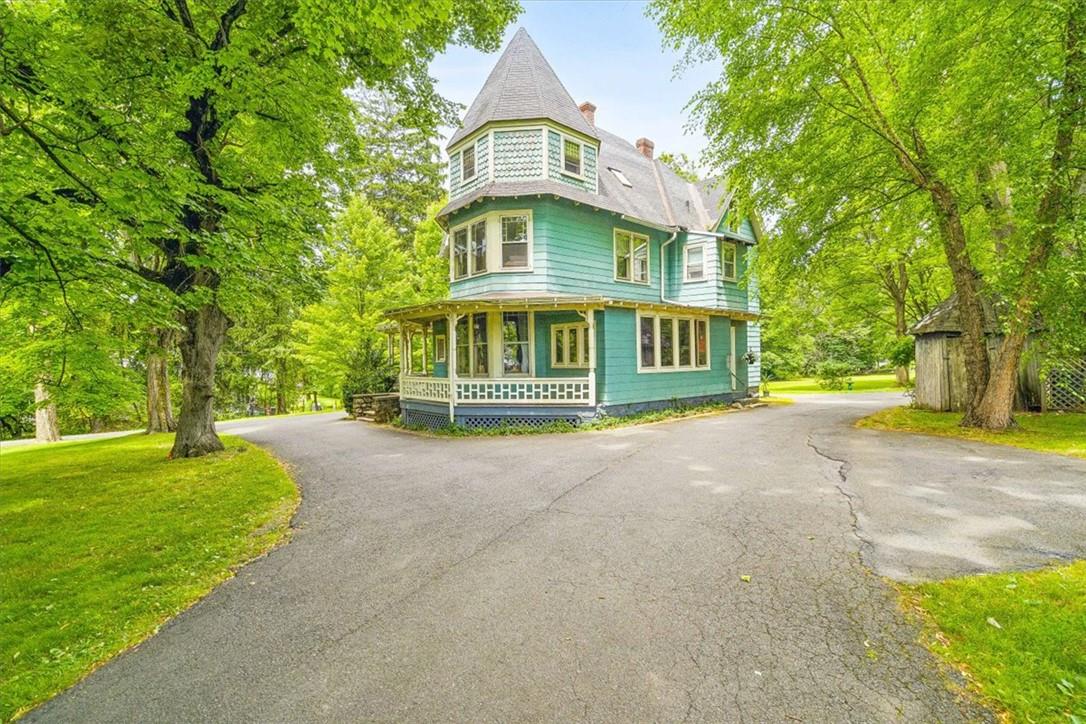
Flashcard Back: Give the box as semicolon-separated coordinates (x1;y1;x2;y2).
447;28;598;148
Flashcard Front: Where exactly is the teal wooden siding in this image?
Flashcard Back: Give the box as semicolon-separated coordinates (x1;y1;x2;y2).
666;236;717;306
546;130;598;193
532;311;589;378
597;308;740;405
493;129;544;180
449;135;491;200
449;198;668;302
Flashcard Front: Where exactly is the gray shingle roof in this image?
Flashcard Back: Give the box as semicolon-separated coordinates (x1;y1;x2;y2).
439;28;744;235
447;28;598;148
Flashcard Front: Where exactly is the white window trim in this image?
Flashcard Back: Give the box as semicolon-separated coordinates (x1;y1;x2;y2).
635;312;712;373
448;209;534;281
435;334;447;363
720;241;738;282
560;135;585;180
683;244;708;283
460;142;478;184
498;310;534;377
551;322;589;369
613;228;651;285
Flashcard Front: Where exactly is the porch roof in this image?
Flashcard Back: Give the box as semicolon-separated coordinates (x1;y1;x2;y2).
385;295;759;322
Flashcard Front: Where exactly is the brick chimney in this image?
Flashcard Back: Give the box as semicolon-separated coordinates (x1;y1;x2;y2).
636;137;655;159
578;101;596;126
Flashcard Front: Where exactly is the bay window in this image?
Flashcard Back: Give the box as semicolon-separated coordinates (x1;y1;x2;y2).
501;215;529;269
453;228;468;280
470;220;487;274
637;314;711;372
502;312;531;374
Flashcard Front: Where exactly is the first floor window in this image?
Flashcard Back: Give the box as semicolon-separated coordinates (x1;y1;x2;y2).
453;228;468;279
685;245;705;281
434;334;447;363
473;313;489;376
456;316;470;375
638;314;711;371
720;241;738;281
502;312;530;374
470;220;487;274
455;313;489;376
640;316;655;367
552;323;589;368
501;215;529;268
615;230;650;283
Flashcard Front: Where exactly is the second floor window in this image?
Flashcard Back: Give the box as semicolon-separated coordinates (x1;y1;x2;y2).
562;138;582;176
453;228;469;279
684;245;705;281
501;215;529;269
470;220;487;274
614;230;649;284
461;144;476;183
720;241;738;281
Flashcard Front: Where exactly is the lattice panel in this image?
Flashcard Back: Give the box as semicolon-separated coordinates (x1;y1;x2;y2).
400;377;450;402
455;379;590;405
462;415;580;430
404;409;451;430
1045;360;1086;411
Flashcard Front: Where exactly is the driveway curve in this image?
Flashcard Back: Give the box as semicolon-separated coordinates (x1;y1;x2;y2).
30;394;1085;722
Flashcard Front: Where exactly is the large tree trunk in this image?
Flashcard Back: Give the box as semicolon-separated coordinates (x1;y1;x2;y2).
171;303;230;458
275;358;289;415
34;382;60;442
146;328;176;433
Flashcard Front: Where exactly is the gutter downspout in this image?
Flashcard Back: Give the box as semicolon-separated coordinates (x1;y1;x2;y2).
660;230;679;305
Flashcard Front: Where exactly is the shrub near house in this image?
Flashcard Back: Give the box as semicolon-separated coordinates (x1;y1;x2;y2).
387;29;762;430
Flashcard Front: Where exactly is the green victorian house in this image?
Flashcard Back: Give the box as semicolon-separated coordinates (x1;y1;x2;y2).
387;29;761;429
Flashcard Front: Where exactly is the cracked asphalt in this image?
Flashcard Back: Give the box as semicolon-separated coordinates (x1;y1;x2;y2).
30;394;1086;722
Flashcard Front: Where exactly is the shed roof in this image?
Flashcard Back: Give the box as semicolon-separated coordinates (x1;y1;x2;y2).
909;293;1002;336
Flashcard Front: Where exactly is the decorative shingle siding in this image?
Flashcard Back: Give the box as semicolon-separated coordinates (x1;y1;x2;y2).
493;129;544;180
449;135;491;200
547;130;597;193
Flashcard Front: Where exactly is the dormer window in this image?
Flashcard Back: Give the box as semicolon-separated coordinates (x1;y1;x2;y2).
562;138;582;177
461;144;477;183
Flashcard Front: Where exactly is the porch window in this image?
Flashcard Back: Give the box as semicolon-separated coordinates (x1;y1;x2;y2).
552;323;589;368
502;312;530;374
615;230;649;284
684;245;705;281
637;313;711;372
461;144;476;182
562;138;582;176
455;313;489;377
720;241;738;281
501;215;530;269
453;228;468;280
470;220;487;274
434;334;446;363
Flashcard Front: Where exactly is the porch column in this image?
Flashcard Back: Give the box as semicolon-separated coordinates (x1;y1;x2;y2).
421;322;428;375
587;308;597;407
447;313;457;422
399;325;407;377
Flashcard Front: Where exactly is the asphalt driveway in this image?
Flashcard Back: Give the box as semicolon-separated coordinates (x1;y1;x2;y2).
30;394;1086;722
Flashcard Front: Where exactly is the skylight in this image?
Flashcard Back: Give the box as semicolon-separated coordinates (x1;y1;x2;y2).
608;167;633;188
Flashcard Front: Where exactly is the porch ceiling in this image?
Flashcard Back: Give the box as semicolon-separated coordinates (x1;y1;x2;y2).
385;295;759;322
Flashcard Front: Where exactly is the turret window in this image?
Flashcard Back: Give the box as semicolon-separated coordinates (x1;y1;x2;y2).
562;138;582;176
501;215;530;269
461;144;476;182
452;228;469;280
470;220;487;274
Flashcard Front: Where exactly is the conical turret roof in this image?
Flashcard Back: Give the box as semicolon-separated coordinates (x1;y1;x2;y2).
447;28;599;147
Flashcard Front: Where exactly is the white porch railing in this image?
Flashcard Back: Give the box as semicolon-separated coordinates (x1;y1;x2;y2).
400;375;591;406
399;376;451;402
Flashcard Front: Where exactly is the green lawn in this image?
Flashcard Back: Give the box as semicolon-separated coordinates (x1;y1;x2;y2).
859;406;1086;460
0;434;299;721
903;562;1086;722
765;372;907;395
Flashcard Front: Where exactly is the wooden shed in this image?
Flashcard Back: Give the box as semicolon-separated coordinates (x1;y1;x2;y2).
909;294;1043;412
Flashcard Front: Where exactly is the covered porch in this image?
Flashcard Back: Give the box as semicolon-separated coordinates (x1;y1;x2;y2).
386;296;605;426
